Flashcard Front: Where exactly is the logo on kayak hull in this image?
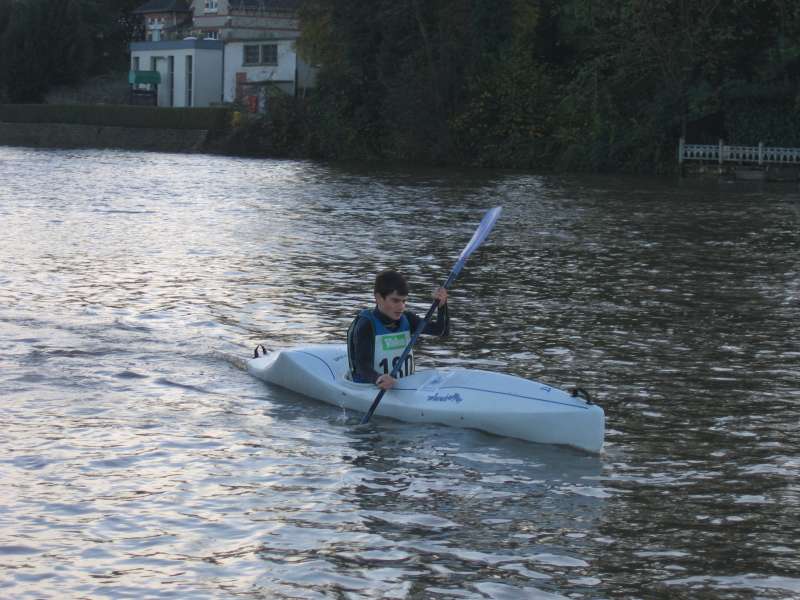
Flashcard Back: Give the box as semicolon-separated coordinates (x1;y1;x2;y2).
426;392;463;403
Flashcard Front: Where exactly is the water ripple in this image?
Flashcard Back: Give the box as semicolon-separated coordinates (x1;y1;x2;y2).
0;148;798;598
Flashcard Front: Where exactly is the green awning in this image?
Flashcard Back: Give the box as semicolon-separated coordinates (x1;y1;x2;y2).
129;70;161;85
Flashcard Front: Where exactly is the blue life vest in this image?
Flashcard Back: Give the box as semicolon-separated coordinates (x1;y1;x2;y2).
347;309;415;383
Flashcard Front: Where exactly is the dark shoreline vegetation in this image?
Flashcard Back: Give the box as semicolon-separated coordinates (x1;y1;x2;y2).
2;1;800;173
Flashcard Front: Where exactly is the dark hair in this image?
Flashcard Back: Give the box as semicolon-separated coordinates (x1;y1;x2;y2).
374;269;409;297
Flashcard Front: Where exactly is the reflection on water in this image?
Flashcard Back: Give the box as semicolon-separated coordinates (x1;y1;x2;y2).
0;146;798;598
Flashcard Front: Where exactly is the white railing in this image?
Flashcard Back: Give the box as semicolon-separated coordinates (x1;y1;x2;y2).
678;138;800;165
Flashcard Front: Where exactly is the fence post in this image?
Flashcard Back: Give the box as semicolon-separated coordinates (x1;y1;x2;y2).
718;139;724;165
678;137;685;163
758;142;763;165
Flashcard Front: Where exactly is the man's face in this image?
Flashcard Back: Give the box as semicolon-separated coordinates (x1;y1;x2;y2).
375;291;408;321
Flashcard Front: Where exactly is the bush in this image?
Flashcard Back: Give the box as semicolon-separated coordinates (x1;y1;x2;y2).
725;99;800;146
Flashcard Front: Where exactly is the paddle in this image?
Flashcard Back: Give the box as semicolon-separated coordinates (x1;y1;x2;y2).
360;206;503;424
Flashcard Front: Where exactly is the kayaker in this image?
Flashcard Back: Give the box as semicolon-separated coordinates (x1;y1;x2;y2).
347;269;449;390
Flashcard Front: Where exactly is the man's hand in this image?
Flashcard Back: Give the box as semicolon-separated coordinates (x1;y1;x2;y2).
433;287;448;305
375;374;397;390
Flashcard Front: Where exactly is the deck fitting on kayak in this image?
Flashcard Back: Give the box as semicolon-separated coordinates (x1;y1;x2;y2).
253;344;268;358
569;387;594;405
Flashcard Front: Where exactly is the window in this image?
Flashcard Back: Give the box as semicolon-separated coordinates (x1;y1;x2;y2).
133;56;140;71
261;44;277;65
204;0;218;12
243;45;260;65
167;56;174;107
185;55;193;106
243;44;278;66
202;30;219;40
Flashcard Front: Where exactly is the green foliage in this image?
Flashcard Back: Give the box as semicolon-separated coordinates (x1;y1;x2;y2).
0;0;141;103
450;49;554;168
80;0;145;74
226;96;321;158
2;0;52;102
725;99;800;147
547;0;800;172
294;0;800;172
49;0;94;86
446;0;556;168
3;0;799;171
295;0;561;166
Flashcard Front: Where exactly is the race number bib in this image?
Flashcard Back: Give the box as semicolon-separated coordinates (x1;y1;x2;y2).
374;331;414;378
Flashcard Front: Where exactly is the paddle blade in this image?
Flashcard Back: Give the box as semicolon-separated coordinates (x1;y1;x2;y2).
458;206;502;263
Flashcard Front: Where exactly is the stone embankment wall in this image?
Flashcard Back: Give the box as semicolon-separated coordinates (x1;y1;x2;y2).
681;161;800;181
0;122;210;153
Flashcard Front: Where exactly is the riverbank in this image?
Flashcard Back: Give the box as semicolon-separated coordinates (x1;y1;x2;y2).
0;122;213;153
0;104;236;154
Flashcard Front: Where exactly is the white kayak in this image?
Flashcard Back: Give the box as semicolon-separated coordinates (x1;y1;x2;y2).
247;344;605;453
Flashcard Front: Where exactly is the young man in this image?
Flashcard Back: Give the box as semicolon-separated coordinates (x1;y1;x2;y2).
347;269;449;390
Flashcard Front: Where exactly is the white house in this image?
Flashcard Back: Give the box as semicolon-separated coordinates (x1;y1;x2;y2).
129;0;314;109
130;39;223;107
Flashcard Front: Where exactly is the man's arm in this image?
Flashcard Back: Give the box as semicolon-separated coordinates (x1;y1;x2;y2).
407;302;450;337
351;317;381;383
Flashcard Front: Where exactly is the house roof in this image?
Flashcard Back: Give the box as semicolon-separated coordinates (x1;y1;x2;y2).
132;0;191;14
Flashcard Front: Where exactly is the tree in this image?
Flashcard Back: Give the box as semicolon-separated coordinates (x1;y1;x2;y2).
2;0;51;102
0;0;143;103
49;0;94;86
0;0;12;100
552;0;800;171
297;0;556;163
286;0;800;170
81;0;145;75
449;0;556;167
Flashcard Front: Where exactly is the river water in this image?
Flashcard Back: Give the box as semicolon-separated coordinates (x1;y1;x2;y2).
0;146;798;599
